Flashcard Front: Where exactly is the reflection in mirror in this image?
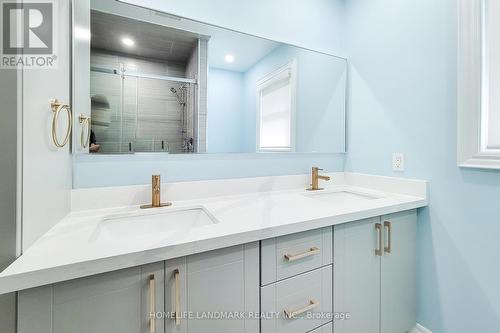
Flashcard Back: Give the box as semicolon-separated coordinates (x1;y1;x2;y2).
90;11;200;154
83;0;346;154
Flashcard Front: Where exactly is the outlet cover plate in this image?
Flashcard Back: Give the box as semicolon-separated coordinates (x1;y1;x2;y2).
393;153;405;171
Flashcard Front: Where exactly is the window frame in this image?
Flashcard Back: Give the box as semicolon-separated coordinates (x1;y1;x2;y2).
255;60;297;152
458;0;500;169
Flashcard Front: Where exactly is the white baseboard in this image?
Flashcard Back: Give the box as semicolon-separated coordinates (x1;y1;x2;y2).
411;323;433;333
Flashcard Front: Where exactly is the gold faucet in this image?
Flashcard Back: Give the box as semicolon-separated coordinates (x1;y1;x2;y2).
307;167;331;191
140;175;172;209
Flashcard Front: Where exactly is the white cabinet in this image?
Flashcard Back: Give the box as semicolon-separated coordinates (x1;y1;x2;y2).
333;210;417;333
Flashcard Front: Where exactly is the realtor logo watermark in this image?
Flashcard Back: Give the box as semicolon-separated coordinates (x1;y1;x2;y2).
1;0;57;68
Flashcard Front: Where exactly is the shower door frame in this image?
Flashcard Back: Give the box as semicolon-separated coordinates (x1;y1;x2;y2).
91;66;198;153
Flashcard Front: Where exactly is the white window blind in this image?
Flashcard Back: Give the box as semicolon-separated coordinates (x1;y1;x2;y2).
257;63;295;151
482;0;500;150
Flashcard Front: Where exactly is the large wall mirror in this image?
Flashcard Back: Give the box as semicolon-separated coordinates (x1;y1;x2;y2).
72;0;347;155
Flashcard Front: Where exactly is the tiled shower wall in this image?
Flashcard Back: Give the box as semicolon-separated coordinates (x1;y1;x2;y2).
198;39;208;152
185;39;208;152
90;50;192;153
185;43;198;151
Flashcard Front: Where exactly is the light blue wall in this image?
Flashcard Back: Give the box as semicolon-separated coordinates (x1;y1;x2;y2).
242;45;346;152
344;0;500;332
207;68;246;153
73;0;347;188
73;153;344;188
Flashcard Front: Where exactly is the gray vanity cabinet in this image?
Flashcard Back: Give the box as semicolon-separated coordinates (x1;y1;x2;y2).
17;243;260;333
333;217;380;333
15;213;417;333
333;210;417;333
164;242;260;333
380;211;417;333
17;262;165;333
260;227;333;333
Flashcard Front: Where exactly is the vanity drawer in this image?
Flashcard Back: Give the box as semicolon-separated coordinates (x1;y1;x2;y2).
261;227;332;285
260;266;333;333
310;322;333;333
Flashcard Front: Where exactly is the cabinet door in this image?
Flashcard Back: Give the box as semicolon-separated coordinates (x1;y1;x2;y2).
333;217;381;333
18;262;164;333
165;243;259;333
381;210;417;333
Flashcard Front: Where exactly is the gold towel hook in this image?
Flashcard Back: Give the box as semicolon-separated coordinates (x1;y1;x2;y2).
50;99;72;148
78;114;91;149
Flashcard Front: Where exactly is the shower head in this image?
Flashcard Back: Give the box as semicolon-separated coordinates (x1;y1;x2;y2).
171;86;186;106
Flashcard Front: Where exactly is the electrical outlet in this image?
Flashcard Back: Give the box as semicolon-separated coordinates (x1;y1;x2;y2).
392;153;405;171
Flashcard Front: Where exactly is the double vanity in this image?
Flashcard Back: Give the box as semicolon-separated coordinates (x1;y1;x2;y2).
0;172;427;333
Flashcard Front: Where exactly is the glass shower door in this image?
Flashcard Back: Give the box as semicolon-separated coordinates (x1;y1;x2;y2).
134;77;192;153
90;71;137;154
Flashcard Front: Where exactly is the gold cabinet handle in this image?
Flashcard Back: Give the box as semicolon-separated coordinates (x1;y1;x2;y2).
375;223;383;256
149;275;156;333
384;221;392;254
284;247;320;262
284;299;319;319
78;115;91;149
50;99;72;148
174;270;181;326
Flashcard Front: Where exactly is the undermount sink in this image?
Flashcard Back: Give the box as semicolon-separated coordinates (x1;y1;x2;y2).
93;206;218;240
302;190;382;203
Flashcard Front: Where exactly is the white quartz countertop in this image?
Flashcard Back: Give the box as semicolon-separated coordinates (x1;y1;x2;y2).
0;173;428;294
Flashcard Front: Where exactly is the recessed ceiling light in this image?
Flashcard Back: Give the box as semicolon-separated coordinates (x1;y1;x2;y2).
121;37;135;47
224;54;235;63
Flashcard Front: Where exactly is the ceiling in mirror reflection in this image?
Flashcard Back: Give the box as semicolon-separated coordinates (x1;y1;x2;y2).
90;8;281;72
91;10;200;63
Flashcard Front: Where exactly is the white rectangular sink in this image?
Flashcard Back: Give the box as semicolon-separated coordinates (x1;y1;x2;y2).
93;206;218;241
302;190;382;204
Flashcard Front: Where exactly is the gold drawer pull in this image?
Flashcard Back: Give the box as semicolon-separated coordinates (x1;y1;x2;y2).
284;299;319;319
50;99;72;148
79;115;91;149
384;221;392;254
284;247;320;262
148;275;156;333
174;269;181;326
375;223;382;256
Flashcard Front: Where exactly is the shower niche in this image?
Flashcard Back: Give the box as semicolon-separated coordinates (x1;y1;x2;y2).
73;0;347;155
